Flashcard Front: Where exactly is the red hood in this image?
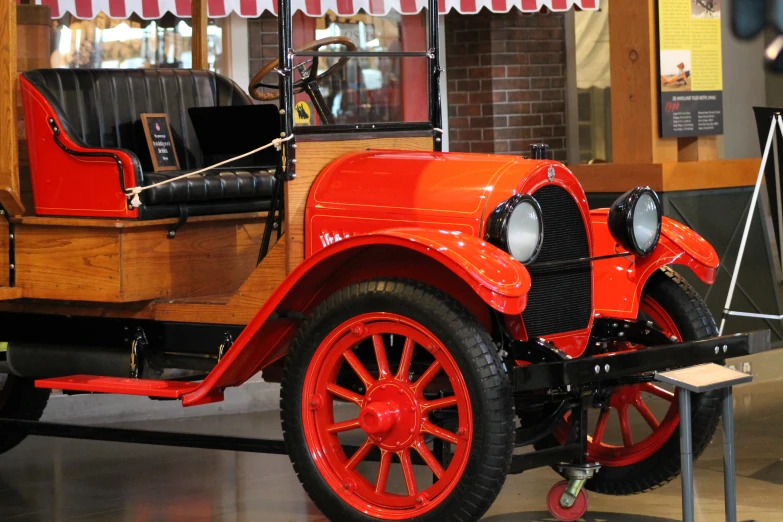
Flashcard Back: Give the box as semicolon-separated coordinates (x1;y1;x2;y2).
308;150;543;221
308;150;588;236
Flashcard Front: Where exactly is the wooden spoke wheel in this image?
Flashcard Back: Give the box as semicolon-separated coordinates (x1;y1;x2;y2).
281;280;514;522
542;267;723;495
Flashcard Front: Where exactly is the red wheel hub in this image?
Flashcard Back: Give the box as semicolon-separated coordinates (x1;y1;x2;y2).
301;313;473;520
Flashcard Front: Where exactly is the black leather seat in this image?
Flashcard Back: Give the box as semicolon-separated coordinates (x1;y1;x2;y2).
21;69;276;219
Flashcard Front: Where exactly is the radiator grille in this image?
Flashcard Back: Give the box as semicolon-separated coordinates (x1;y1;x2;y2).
522;185;592;337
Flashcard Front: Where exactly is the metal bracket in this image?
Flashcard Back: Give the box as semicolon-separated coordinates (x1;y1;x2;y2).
217;332;234;363
130;327;148;378
167;206;189;239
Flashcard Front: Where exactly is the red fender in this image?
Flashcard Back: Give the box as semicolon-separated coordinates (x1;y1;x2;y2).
591;209;719;320
181;228;530;406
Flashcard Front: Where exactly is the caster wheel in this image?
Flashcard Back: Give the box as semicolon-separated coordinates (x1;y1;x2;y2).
546;480;588;521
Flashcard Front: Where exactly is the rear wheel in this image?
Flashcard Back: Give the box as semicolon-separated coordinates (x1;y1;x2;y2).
0;373;50;454
281;279;514;522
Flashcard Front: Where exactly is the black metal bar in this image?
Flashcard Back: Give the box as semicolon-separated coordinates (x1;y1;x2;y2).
531;252;632;269
428;0;442;151
509;443;582;474
258;165;284;263
278;0;294;182
514;330;771;392
8;221;14;287
294;51;431;58
302;82;334;125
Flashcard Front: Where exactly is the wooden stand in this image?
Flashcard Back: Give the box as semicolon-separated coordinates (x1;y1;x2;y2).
656;363;753;522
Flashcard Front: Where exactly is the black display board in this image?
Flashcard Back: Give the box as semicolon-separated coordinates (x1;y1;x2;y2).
141;113;180;171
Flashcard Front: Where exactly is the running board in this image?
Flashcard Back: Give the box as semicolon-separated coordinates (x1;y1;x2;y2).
34;375;206;400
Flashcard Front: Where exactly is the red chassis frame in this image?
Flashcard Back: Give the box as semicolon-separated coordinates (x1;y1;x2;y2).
34;152;719;407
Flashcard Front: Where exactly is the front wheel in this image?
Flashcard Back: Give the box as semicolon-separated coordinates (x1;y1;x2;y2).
281;279;514;522
583;267;721;494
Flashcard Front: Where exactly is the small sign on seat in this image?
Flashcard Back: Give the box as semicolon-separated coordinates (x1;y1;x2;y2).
141;113;180;171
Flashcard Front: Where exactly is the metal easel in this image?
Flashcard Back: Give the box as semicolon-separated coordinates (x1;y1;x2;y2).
720;114;783;334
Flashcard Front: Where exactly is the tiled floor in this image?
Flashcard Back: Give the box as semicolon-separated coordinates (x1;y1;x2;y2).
0;379;781;521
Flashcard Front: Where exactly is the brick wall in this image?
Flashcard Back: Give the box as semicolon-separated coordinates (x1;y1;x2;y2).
445;11;567;160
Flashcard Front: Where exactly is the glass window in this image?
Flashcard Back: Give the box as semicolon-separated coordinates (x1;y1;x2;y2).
249;10;429;126
50;13;225;72
574;1;612;163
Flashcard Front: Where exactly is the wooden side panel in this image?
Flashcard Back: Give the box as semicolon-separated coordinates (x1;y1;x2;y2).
16;225;122;301
0;1;25;216
286;136;433;273
119;220;266;301
154;237;288;324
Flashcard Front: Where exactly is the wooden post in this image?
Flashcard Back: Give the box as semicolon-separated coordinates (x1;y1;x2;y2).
0;0;25;216
609;0;678;164
191;0;209;70
609;0;719;164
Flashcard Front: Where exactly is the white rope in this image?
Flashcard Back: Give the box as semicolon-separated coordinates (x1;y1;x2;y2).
127;134;294;208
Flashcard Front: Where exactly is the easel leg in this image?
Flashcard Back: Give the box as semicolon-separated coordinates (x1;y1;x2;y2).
680;389;695;522
719;116;779;334
723;387;738;522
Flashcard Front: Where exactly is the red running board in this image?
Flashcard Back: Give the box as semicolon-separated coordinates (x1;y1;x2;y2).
35;375;203;400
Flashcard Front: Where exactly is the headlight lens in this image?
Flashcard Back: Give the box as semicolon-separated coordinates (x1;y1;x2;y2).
608;186;662;256
486;195;544;264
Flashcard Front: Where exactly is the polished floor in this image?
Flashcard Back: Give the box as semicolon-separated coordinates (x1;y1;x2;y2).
1;379;782;521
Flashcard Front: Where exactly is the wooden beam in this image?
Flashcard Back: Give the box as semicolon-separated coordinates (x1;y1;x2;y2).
191;0;209;70
0;0;25;215
609;0;678;164
569;158;761;193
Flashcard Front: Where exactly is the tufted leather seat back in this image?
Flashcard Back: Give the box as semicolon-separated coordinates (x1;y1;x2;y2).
22;69;253;172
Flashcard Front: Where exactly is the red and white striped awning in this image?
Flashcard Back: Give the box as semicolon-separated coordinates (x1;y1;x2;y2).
38;0;597;19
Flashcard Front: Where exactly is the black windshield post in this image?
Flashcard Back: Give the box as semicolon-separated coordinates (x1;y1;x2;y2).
278;0;295;180
428;0;443;152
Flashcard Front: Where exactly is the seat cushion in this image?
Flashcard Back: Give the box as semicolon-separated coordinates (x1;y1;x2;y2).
21;69;253;172
142;170;274;206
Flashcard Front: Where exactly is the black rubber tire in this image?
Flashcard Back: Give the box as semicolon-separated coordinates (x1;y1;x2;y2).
584;266;721;495
0;375;50;454
280;279;514;522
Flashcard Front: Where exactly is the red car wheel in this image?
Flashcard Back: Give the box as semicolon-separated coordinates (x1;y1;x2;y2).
585;295;682;467
281;280;514;522
540;267;722;495
302;313;473;518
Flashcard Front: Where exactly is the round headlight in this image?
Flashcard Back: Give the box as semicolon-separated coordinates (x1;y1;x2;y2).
608;186;662;256
486;195;544;264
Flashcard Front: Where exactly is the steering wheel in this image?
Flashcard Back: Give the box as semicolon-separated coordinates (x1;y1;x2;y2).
249;36;356;102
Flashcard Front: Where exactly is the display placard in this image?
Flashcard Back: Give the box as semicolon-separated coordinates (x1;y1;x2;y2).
141;113;180;171
657;0;724;137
